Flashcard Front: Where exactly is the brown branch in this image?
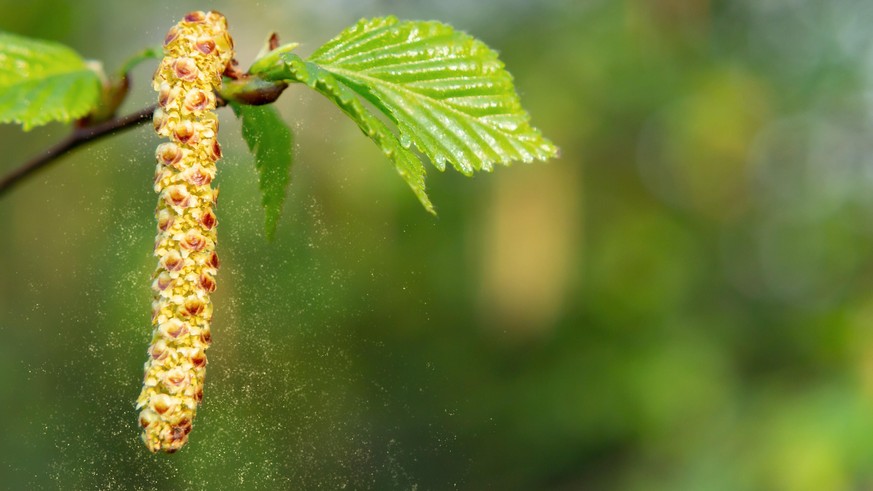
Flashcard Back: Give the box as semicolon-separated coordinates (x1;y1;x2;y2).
0;105;156;197
0;80;268;198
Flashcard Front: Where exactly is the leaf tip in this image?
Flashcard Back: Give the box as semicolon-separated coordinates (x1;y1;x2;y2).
264;220;278;242
420;194;437;215
540;138;560;160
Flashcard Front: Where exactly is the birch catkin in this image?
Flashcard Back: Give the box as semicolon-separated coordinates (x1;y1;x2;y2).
137;11;233;453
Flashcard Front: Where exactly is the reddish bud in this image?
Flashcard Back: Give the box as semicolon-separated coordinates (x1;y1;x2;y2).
186;165;213;187
208;251;220;269
161;250;184;272
164;369;188;389
157;209;174;232
158;83;181;109
210;140;222;161
156;142;182;168
151;394;175;415
164;26;179;47
140;413;156;428
195;36;216;55
150;340;169;361
172;58;199;82
199;272;216;293
200;209;217;230
183;89;210;113
164;185;191;208
153;271;173;292
173;120;196;144
153;166;168;187
152;109;167;133
151;302;160;324
200;327;212;346
175;418;193;436
183;297;205;317
191;350;207;368
181;230;206;251
184;11;206;22
160;319;189;339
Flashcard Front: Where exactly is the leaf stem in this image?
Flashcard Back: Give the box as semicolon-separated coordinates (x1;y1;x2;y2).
0;105;156;198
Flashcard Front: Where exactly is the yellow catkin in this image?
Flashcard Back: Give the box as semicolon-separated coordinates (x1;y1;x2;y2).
136;10;233;453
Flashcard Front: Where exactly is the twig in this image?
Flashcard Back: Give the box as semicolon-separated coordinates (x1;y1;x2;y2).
0;105;156;197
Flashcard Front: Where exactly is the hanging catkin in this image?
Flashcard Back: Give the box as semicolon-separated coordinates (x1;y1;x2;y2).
136;10;233;453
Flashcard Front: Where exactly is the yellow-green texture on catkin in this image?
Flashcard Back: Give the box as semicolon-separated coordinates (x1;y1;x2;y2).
137;10;234;453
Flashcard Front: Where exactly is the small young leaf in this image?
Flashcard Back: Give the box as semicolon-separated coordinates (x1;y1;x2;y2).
231;103;295;240
254;54;434;213
0;31;102;130
117;45;163;77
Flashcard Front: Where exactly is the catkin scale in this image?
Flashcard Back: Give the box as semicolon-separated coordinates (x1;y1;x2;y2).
136;11;233;453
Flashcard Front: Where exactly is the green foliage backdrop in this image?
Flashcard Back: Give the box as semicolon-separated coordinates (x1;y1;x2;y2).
3;0;873;490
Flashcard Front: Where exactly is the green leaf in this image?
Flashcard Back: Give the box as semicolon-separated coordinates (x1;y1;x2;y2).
231;103;295;240
308;17;558;173
251;17;556;211
0;31;102;130
254;54;434;213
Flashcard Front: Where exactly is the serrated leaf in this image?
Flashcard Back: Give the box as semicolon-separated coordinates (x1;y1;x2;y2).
250;17;556;213
231;103;295;240
0;31;101;130
308;16;558;175
254;54;434;213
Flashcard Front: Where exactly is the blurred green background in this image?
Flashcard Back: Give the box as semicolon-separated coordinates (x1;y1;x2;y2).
3;0;873;489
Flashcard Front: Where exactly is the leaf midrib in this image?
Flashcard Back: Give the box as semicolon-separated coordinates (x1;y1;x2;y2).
319;64;522;144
